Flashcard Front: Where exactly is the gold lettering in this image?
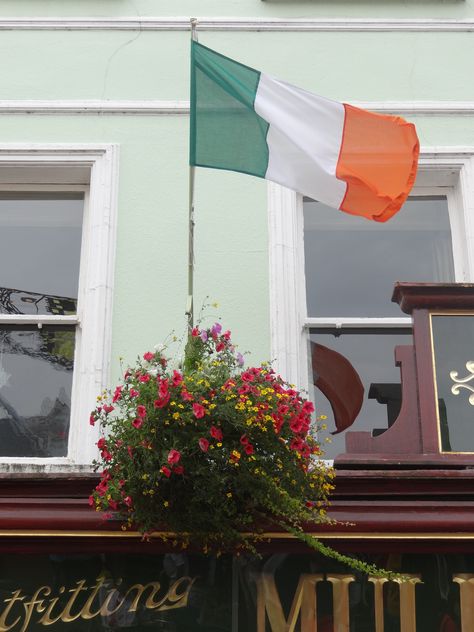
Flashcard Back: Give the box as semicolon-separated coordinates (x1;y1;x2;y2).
257;573;324;632
77;577;106;621
99;583;125;618
0;590;25;632
122;582;162;613
326;574;356;632
368;577;389;632
19;587;50;632
156;577;196;612
38;587;65;626
392;575;422;632
453;574;474;632
58;581;88;624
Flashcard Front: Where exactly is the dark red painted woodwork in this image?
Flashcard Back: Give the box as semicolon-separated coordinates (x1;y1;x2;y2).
337;283;474;466
392;282;474;314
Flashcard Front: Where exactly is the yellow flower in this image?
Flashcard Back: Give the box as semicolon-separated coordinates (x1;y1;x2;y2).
172;412;180;420
163;501;169;507
226;492;232;498
216;442;222;447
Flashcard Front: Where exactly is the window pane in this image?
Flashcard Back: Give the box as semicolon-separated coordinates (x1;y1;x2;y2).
309;330;412;459
304;197;455;317
0;193;83;315
0;325;75;457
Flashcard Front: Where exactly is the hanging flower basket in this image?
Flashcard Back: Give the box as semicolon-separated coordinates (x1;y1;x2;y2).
89;323;395;578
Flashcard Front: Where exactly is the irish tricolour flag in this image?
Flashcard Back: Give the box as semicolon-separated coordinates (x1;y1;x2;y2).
190;41;419;222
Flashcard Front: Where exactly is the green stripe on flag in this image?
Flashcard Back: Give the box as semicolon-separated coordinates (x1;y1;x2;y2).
190;41;270;178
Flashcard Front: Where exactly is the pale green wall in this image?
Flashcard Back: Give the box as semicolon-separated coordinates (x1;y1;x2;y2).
0;0;473;380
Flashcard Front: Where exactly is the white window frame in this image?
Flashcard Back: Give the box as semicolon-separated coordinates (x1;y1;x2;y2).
0;144;119;470
268;147;474;395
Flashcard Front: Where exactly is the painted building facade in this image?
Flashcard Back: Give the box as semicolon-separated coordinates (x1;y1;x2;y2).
0;1;474;631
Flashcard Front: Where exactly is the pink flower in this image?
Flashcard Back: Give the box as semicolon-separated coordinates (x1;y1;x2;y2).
173;465;184;475
137;405;147;418
240;434;249;446
89;413;96;426
211;322;222;337
210;426;223;441
181;390;193;402
302;401;315;414
143;351;154;361
198;438;209;452
103;405;114;414
154;393;170;409
172;370;183;386
158;379;169;398
132;418;143;429
193;403;206;419
88;495;95;506
138;374;150;383
167;449;181;465
161;466;172;478
124;496;133;508
241;371;255;383
223;330;231;341
112;386;123;403
127;446;134;459
129;388;139;398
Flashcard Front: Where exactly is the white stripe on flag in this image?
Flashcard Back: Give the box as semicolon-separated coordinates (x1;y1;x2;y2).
254;73;347;207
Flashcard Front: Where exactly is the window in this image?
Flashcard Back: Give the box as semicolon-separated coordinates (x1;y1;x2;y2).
0;192;83;458
0;145;118;468
268;148;474;460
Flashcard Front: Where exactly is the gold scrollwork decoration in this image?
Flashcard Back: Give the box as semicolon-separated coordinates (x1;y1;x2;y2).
450;361;474;405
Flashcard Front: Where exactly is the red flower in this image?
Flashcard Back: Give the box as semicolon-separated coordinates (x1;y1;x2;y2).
161;466;172;478
108;499;118;511
124;496;133;508
138;374;150;383
238;384;251;395
244;443;254;455
172;370;183;386
223;330;231;340
89;413;96;426
112;386;123;403
137;405;147;418
210;426;223;441
198;438;209;452
167;449;181;464
191;327;200;337
158;378;169;397
181;390;193;402
302;400;315;414
88;495;95;506
97;437;106;449
129;388;139;398
240;434;249;445
132;418;143;429
173;465;184;475
143;351;154;361
216;341;225;352
241;371;255;382
193;403;206;419
154;393;170;409
127;446;134;459
103;405;114;414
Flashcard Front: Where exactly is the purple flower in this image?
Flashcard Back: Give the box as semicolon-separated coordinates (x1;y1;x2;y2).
200;330;208;342
211;322;222;336
236;352;245;367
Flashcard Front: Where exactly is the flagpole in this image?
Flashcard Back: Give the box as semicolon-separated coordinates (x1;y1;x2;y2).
186;17;198;332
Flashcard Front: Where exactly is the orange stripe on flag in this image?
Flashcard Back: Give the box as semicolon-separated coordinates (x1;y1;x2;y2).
336;104;419;222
